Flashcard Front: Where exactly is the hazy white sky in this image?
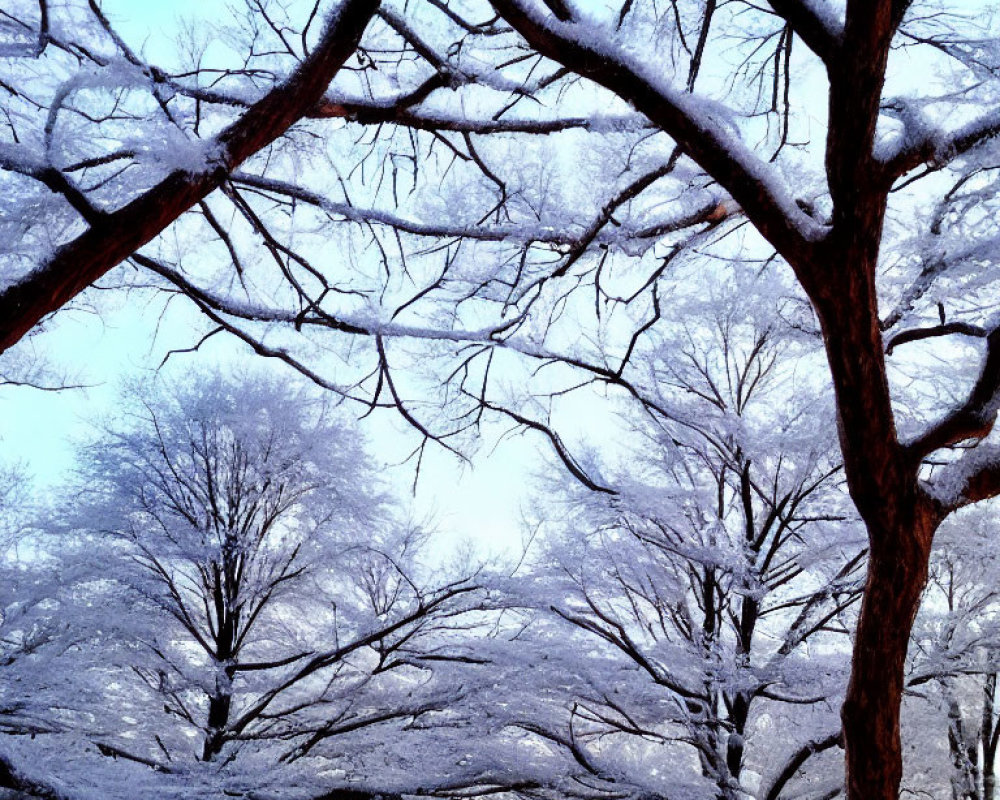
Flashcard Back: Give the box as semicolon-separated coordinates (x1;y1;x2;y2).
2;276;540;560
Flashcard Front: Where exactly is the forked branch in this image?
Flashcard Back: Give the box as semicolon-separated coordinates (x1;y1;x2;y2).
906;326;1000;462
487;0;825;270
0;0;380;354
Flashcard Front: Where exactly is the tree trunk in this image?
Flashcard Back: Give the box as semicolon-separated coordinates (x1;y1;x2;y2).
982;673;997;800
203;571;236;762
806;251;940;800
202;685;233;761
841;509;937;800
727;460;758;783
945;682;980;800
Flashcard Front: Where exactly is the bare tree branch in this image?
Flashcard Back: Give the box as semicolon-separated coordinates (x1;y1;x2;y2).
0;0;380;353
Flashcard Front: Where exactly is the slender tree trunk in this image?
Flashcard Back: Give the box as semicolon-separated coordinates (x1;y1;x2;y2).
202;569;237;762
202;685;234;761
945;681;980;800
982;673;997;800
727;461;758;783
726;690;750;781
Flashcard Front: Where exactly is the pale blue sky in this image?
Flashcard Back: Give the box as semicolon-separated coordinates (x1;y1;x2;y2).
1;0;541;560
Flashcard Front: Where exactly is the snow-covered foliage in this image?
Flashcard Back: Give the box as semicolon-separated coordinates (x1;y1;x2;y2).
491;276;859;800
10;0;1000;798
2;370;493;799
903;506;1000;799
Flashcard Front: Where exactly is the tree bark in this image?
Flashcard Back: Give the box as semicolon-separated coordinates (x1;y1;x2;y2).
201;685;233;762
982;673;997;800
840;510;936;799
944;687;980;800
202;564;237;762
806;242;940;800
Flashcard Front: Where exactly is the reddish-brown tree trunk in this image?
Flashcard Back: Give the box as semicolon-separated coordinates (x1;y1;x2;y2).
807;245;939;800
841;509;937;799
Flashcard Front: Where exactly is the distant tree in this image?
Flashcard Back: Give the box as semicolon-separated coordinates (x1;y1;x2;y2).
902;507;1000;800
0;463;79;800
61;370;487;797
498;278;859;800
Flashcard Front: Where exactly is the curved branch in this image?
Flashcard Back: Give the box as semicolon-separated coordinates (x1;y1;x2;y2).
0;0;380;354
762;732;842;800
477;397;616;494
487;0;825;270
881;105;1000;184
927;445;1000;513
885;321;986;355
906;326;1000;462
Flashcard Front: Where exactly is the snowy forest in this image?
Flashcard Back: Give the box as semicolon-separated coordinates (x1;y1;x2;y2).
6;0;1000;798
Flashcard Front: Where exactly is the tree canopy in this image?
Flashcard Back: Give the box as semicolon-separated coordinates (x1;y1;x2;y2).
7;1;1000;798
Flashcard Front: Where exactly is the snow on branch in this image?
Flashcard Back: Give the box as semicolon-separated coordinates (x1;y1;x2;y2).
906;326;1000;463
766;0;843;65
488;0;828;267
308;101;652;136
925;444;1000;511
880;102;1000;183
0;0;381;354
231;171;722;249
